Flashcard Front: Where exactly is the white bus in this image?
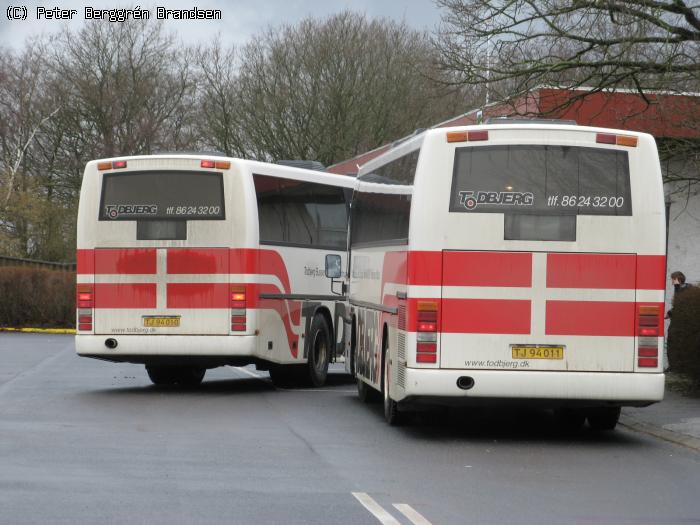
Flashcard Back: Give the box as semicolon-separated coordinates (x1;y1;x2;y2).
348;122;666;428
76;154;353;387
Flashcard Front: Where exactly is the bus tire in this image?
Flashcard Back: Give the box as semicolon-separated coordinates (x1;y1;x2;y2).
382;338;402;426
307;314;331;387
587;407;621;431
146;365;205;386
269;365;297;388
177;366;206;386
554;407;586;433
146;365;176;385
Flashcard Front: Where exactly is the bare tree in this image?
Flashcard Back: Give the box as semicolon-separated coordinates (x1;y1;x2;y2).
434;0;700;97
434;0;700;186
211;12;462;166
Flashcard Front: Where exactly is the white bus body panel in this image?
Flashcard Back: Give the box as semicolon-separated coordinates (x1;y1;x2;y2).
352;125;666;406
76;155;351;366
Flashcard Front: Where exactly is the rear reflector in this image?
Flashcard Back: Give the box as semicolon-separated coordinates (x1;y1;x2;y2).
638;357;658;368
417;342;436;353
78;323;93;331
638;347;658;357
416;353;437;363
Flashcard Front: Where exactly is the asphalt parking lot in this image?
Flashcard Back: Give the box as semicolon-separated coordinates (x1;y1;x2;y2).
1;333;699;525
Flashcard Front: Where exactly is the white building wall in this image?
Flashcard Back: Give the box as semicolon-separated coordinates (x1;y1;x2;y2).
663;159;700;367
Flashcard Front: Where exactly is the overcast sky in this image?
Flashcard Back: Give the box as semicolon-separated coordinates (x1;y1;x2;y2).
0;0;443;49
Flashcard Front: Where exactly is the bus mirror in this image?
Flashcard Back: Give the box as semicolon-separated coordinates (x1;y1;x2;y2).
325;254;342;279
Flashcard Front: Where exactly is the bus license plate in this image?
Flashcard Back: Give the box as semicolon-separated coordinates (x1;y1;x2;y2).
143;316;181;328
511;346;564;360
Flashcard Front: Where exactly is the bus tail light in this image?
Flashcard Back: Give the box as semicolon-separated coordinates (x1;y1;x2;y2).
416;300;438;364
596;133;638;147
76;285;94;331
231;286;246;331
637;305;660;368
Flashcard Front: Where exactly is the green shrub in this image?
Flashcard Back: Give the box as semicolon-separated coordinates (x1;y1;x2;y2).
667;286;700;384
0;267;75;328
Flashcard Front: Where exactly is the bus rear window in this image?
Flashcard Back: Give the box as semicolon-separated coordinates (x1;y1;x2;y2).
449;145;632;216
99;171;225;220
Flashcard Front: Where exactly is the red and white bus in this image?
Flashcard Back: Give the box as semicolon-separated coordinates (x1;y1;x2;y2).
76;155;353;387
348;122;666;428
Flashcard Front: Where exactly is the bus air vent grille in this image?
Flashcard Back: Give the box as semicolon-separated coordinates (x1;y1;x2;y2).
398;304;406;331
397;332;406;361
397;362;406;388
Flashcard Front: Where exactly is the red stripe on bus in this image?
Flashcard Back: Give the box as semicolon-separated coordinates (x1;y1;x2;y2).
247;283;301;358
443;251;532;287
636;255;666;290
167;248;229;274
382;251;408;286
76;249;94;274
440;299;531;334
407;251;442;285
230;249;292;295
94;283;156;309
546;253;636;289
94;249;157;274
545;301;635;336
167;283;230;309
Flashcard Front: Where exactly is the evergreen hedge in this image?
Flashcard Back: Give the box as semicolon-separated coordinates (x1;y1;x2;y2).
668;286;700;384
0;267;75;328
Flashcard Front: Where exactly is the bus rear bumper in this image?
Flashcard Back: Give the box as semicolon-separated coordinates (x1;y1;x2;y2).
76;334;257;366
399;368;665;408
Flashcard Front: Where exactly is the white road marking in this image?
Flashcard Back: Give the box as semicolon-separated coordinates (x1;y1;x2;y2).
227;366;354;392
393;504;433;525
227;366;267;379
352;492;402;525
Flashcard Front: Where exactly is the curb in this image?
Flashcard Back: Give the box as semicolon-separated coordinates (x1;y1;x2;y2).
0;327;75;334
620;415;700;452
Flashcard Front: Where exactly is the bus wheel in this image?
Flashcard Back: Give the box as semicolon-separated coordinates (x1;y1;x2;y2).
269;365;297;388
383;343;401;426
554;408;586;433
307;314;331;387
146;365;176;385
146;365;205;386
587;407;621;431
176;366;206;386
